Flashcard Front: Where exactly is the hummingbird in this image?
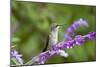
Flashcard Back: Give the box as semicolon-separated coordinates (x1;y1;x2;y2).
42;23;62;52
25;23;64;65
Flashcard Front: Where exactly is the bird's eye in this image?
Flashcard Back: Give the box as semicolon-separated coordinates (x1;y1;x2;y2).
56;25;59;27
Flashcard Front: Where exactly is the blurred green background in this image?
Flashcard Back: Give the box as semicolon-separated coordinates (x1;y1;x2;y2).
11;0;96;65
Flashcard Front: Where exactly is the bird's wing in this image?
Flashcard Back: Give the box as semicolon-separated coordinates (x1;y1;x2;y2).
42;35;49;52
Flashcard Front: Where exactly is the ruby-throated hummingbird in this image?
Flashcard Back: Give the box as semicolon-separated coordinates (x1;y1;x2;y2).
42;23;62;52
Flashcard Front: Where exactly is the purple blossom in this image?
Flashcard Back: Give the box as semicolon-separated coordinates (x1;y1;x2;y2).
85;32;96;40
74;35;85;45
65;40;74;48
11;50;23;64
67;18;88;36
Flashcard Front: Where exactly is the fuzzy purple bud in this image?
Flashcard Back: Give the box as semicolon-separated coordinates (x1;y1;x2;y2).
86;32;96;40
11;50;23;64
67;18;88;36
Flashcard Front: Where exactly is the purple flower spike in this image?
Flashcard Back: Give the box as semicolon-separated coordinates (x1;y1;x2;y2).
86;32;96;40
11;50;23;64
67;18;88;36
74;35;85;46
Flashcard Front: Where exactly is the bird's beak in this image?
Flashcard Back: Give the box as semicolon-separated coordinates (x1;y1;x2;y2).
58;24;66;26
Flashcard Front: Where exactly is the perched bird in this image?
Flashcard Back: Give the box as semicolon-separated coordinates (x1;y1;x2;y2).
42;23;62;52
